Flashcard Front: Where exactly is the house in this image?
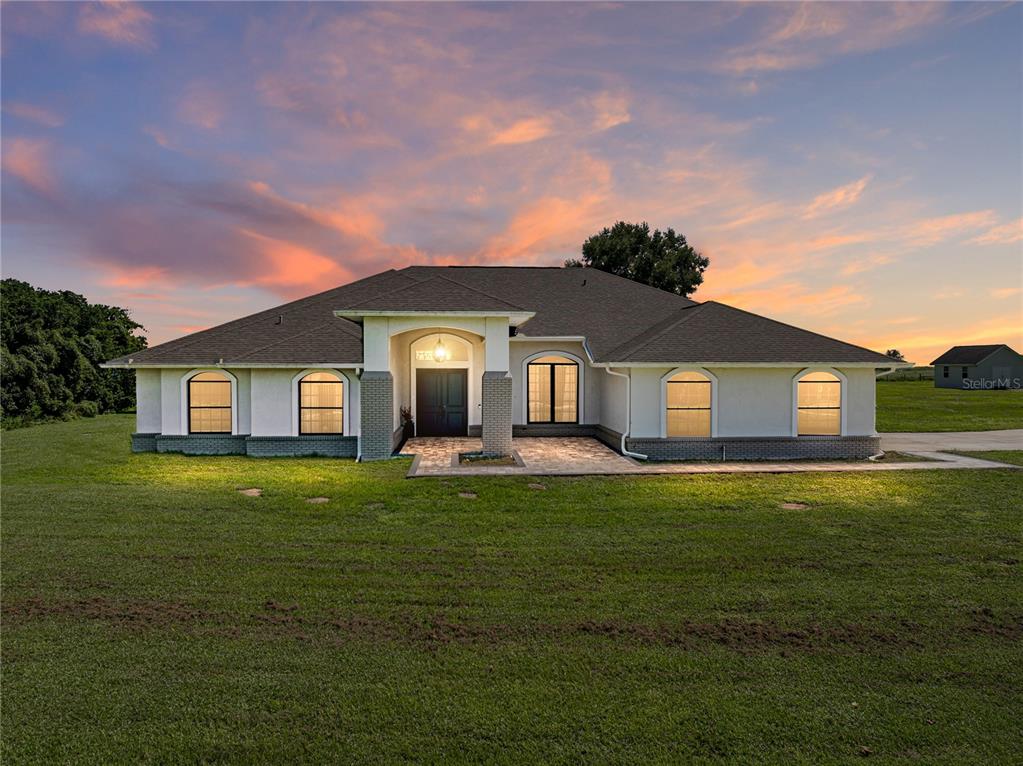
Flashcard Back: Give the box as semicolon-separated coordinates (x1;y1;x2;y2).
930;345;1023;389
103;266;905;461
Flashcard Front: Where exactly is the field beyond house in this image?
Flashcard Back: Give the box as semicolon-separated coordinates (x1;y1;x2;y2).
3;416;1022;763
876;380;1023;432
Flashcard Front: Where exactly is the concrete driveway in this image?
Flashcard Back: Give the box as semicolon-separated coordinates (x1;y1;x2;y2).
880;429;1023;452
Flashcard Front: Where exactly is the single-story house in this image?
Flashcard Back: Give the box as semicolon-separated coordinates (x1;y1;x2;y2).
104;266;905;461
930;344;1023;389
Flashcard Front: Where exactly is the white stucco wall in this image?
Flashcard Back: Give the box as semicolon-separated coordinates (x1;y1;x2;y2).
598;368;628;435
509;340;599;425
141;367;358;437
249;368;359;437
628;365;877;438
135;369;162;433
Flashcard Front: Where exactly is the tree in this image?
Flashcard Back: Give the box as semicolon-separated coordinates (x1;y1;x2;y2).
566;221;709;296
885;349;906;362
0;279;147;428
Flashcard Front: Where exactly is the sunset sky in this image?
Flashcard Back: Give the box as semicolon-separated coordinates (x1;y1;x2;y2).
3;1;1021;363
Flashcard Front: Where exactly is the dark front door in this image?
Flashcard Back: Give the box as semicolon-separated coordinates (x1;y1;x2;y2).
416;369;468;436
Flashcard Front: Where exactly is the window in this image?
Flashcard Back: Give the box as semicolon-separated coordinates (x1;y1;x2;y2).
299;372;343;434
943;366;949;378
527;355;578;423
961;366;969;378
797;371;841;435
188;372;232;433
666;371;712;437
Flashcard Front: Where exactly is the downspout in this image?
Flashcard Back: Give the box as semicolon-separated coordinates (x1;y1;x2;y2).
604;367;648;460
355;366;363;462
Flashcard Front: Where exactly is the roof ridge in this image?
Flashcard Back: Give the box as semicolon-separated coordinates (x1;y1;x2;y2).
135;269;402;360
700;300;891;359
605;302;708;361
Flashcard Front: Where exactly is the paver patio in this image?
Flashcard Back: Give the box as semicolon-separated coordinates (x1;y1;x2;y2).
403;436;1020;477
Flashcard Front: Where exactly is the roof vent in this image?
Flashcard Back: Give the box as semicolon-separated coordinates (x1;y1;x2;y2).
275;314;283;325
581;278;587;286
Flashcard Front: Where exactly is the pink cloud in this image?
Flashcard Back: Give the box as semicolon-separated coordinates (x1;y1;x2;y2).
969;217;1023;246
1;138;57;196
177;82;225;130
3;102;64;128
77;1;155;49
803;175;872;218
489;117;555;146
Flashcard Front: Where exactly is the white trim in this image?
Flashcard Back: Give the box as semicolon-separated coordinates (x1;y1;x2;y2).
103;362;362;369
408;333;475;436
180;368;238;436
791;367;847;437
335;309;535;326
290;369;351;437
520;350;585;425
659;367;718;438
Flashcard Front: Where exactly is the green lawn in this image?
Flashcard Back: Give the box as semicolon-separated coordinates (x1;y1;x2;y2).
876;381;1023;432
3;416;1022;764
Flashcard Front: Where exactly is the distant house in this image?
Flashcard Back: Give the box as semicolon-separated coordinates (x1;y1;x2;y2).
930;345;1023;389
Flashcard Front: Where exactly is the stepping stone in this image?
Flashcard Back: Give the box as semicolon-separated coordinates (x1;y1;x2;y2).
306;497;329;504
238;488;262;497
458;492;478;499
528;483;546;490
365;502;385;510
780;502;809;510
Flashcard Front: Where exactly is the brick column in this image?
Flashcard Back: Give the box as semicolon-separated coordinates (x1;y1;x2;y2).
481;371;513;455
359;371;394;461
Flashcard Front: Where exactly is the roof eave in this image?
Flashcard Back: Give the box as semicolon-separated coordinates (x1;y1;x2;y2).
101;361;364;369
333;309;536;326
591;360;912;368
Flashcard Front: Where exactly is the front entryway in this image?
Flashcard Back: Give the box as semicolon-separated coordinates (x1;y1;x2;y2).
415;369;468;436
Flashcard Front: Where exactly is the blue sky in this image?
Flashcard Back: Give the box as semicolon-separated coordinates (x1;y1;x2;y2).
2;1;1021;362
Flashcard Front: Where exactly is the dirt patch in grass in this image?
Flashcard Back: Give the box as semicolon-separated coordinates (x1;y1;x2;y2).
2;596;965;655
871;451;939;463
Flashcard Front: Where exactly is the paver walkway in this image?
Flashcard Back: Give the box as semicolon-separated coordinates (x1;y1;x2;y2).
403;436;1020;478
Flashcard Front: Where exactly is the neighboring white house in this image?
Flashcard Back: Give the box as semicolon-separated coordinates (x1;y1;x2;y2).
104;266;904;460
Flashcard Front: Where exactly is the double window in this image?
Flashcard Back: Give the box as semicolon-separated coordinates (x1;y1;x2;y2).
527;355;578;423
188;372;232;433
299;372;343;434
796;371;841;435
665;371;712;437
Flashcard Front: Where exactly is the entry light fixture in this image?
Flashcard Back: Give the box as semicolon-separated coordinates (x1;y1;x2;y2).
433;335;448;363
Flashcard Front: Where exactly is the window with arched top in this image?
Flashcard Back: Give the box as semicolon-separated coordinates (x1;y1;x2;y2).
796;371;841;435
188;372;232;433
527;355;578;423
665;371;712;437
298;372;344;434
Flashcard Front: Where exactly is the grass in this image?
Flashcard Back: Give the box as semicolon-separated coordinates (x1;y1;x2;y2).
950;451;1023;467
3;415;1022;764
876;381;1023;432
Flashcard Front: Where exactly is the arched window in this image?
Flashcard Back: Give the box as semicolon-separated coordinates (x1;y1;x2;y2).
527;355;578;423
665;371;712;437
188;372;232;433
796;371;841;435
299;372;344;434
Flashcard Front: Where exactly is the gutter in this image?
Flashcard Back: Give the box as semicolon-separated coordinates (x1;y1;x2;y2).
604;367;648;461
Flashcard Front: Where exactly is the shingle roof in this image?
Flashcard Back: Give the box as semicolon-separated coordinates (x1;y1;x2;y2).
105;266;896;367
604;301;895;364
340;274;528;313
930;344;1018;365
